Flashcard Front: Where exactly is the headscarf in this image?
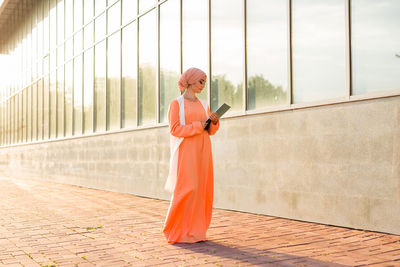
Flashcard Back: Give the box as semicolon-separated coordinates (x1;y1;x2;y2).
178;67;207;92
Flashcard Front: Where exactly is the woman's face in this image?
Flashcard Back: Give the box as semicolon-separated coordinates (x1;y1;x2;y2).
189;76;207;94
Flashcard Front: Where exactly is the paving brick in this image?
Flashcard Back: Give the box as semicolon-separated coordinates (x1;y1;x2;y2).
0;176;399;266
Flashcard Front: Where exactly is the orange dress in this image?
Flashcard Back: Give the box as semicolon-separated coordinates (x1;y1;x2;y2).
163;98;220;244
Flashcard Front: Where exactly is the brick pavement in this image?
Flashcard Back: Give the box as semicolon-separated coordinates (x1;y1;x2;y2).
0;177;399;267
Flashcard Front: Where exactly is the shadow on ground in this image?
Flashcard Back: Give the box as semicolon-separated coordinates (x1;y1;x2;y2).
173;240;347;266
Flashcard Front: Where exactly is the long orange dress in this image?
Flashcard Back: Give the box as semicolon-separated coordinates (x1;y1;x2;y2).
163;98;220;244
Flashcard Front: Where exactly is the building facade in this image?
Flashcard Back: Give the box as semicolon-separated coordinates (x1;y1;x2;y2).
0;0;399;234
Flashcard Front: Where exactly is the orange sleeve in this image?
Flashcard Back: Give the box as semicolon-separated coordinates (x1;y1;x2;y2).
168;100;204;138
207;106;220;136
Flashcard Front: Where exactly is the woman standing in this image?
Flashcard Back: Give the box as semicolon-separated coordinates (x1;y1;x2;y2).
163;68;220;244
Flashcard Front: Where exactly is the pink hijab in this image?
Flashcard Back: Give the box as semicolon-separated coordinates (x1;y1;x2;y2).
178;68;206;92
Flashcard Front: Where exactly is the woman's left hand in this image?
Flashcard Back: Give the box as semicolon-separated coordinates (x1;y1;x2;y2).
209;112;219;124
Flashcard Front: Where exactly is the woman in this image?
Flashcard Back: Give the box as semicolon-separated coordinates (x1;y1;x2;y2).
163;67;220;244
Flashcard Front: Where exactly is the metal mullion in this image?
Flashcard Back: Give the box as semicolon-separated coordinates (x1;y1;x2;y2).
207;0;211;108
243;0;247;112
136;5;139;127
345;0;352;98
156;2;160;123
288;0;293;105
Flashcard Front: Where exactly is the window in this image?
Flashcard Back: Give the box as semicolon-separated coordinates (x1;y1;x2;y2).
94;40;106;132
138;10;156;125
292;0;346;103
160;0;180;123
107;32;121;130
74;55;83;135
211;0;244;112
57;67;65;137
84;48;94;133
122;22;137;128
351;0;400;95
247;0;288;109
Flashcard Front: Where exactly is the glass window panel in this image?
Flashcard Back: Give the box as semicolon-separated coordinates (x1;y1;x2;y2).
108;0;119;6
84;22;94;49
160;0;180;123
95;0;106;16
22;90;27;142
139;0;155;14
44;55;50;76
65;61;73;136
33;81;38;140
74;55;83;135
74;30;83;56
74;0;83;31
292;0;346;103
122;22;137;128
50;0;57;50
94;40;106;132
57;45;64;67
108;1;121;34
352;0;400;94
66;37;73;60
211;0;244;112
50;71;57;139
95;13;106;42
43;75;50;139
57;67;64;137
43;0;50;53
247;0;288;109
27;86;32;141
65;0;73;37
107;32;121;130
50;51;56;71
84;48;94;133
84;0;94;24
122;0;137;25
18;94;22;143
57;0;64;45
138;10;156;125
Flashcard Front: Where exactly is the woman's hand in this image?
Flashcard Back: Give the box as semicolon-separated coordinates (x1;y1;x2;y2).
209;112;219;124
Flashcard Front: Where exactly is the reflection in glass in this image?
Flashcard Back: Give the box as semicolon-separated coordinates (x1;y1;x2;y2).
292;0;346;103
95;13;106;42
211;0;244;112
65;61;73;136
107;32;121;130
352;0;400;94
57;67;64;137
122;22;137;128
247;0;288;109
108;1;121;34
43;75;49;139
27;86;32;141
139;0;155;14
50;0;57;49
22;90;26;142
74;0;83;31
84;0;94;24
57;0;64;45
74;30;83;56
43;0;49;53
84;48;94;133
94;40;106;132
18;93;22;142
74;55;83;135
57;45;64;67
122;0;137;25
65;38;73;60
50;51;56;71
182;0;208;101
160;0;180;123
50;71;57;139
138;10;156;125
37;79;43;140
84;22;94;49
95;0;107;16
65;0;73;38
32;82;38;141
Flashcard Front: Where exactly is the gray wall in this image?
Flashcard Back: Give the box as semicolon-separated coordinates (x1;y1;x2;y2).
1;96;399;235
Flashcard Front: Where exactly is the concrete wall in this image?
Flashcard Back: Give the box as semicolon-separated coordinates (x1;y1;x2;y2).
1;96;399;235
